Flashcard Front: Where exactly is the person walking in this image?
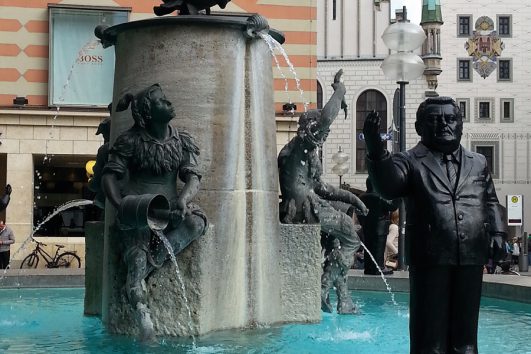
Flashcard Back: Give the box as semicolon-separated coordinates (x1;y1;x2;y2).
0;220;15;269
512;237;520;267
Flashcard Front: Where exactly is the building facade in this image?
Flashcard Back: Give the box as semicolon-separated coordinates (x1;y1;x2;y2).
316;0;430;190
436;0;531;232
0;0;317;265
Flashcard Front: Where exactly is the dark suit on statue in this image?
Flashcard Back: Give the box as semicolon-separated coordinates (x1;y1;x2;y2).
368;143;506;354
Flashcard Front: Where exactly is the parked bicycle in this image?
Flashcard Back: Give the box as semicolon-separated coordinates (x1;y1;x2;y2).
20;239;81;269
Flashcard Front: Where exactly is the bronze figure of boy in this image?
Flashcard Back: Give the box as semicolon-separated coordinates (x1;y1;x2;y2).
102;84;207;339
363;96;507;353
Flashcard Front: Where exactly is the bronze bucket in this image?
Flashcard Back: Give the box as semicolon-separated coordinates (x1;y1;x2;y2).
118;194;170;231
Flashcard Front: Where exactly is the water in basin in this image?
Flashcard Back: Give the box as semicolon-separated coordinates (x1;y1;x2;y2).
1;288;530;353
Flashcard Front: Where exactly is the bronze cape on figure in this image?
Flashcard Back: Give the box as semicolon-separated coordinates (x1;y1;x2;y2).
363;96;507;354
278;70;368;314
101;84;208;339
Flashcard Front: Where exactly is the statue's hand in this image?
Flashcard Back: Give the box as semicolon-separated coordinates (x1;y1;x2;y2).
490;232;507;263
355;204;369;216
363;111;385;159
4;184;11;195
172;199;191;221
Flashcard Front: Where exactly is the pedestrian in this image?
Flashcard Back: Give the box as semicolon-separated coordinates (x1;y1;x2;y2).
385;210;399;270
0;220;15;269
512;237;520;267
363;96;507;353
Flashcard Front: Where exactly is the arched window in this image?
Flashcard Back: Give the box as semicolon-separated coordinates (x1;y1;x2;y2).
356;90;387;172
317;81;323;109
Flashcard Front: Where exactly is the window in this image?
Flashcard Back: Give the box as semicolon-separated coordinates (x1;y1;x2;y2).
475;98;495;122
471;142;499;178
458;15;472;37
498;59;512;81
479;102;490;118
500;98;514;122
456;98;470;122
458;59;472;81
33;154;101;237
498;15;511;37
356;90;387;173
49;5;129;107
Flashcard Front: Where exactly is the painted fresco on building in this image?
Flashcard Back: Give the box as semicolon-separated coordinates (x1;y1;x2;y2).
464;16;504;79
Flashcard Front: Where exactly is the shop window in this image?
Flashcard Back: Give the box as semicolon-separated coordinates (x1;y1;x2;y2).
48;5;129;107
33;154;100;237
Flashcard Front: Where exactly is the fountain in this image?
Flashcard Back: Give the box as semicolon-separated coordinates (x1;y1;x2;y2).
90;9;321;339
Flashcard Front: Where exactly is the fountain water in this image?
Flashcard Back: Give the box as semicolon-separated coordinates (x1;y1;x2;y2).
3;199;93;273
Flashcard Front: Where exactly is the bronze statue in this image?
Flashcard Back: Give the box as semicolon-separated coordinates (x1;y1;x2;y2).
154;0;231;16
0;184;11;212
357;178;399;275
363;96;507;353
88;104;111;209
278;69;368;314
101;84;208;339
321;238;355;314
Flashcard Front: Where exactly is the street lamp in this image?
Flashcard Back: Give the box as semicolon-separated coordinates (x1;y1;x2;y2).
332;146;349;187
381;6;426;270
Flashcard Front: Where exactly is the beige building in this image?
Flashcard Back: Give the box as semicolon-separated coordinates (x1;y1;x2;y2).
0;0;317;266
436;0;531;232
316;0;431;189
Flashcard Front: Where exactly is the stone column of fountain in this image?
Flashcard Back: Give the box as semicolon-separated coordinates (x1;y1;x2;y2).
96;14;320;337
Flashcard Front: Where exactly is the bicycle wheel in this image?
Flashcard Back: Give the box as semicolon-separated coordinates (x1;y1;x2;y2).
20;254;39;269
55;252;81;268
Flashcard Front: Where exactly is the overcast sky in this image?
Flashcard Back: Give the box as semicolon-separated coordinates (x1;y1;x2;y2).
392;0;422;24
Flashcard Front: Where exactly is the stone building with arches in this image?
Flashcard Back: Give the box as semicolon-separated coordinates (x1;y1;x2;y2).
314;0;431;190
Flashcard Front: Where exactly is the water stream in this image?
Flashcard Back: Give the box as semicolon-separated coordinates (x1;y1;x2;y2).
3;199;94;274
153;230;197;348
359;240;399;308
259;33;308;112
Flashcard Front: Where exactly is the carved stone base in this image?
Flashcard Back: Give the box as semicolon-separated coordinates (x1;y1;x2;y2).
106;223;321;337
279;224;321;323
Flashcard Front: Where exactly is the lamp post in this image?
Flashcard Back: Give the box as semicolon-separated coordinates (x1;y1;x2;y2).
381;6;426;270
332;146;349;187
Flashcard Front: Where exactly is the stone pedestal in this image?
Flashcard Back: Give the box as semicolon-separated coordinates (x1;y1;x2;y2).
107;223;322;336
99;15;317;336
279;224;322;323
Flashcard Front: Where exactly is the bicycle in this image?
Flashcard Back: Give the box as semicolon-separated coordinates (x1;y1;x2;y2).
20;240;81;269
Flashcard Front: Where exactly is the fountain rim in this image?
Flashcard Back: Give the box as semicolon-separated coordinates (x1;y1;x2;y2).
100;14;285;45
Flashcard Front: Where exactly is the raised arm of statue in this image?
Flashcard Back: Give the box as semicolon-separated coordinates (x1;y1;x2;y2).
318;70;347;132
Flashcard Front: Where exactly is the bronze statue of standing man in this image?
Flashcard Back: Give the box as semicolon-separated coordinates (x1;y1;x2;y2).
363;96;507;353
